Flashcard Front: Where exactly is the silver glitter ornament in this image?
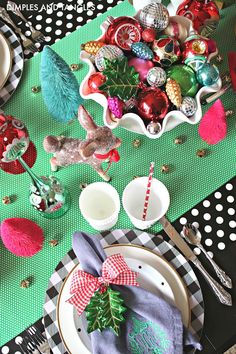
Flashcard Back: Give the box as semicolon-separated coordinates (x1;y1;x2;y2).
147;67;166;87
139;3;169;31
147;121;162;135
180;96;197;117
95;45;124;71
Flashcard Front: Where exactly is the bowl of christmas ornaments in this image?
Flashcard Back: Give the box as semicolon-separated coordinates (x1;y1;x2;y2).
80;1;221;139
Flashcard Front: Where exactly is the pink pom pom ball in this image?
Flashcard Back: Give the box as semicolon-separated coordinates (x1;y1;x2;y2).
0;218;44;257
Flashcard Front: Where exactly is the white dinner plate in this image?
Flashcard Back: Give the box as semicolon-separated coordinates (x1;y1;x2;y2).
57;244;190;354
0;31;12;90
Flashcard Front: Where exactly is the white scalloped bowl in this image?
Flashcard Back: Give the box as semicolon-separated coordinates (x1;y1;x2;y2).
80;15;221;139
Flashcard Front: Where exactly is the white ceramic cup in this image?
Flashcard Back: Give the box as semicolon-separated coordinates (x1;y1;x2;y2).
122;177;170;230
79;182;120;231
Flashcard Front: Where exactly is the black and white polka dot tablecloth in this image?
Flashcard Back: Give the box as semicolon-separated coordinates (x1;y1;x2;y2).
0;1;236;353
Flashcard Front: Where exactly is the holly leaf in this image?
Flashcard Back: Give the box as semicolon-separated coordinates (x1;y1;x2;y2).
85;290;104;333
101;287;127;335
85;286;126;335
100;57;140;101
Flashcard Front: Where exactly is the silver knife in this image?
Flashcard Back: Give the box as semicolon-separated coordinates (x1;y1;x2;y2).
159;216;232;306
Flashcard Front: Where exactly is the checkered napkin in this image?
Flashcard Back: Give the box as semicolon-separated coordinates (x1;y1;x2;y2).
71;231;202;354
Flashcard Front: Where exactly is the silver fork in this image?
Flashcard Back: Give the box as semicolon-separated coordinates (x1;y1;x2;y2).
7;1;45;43
0;7;38;53
26;326;51;354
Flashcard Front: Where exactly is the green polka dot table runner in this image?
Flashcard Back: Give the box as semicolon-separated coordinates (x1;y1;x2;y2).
0;0;236;345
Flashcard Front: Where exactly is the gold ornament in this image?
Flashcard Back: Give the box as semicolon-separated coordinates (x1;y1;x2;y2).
49;239;58;247
197;149;207;157
81;41;105;56
70;64;79;71
174;137;183;145
133;139;141;148
166;78;182;108
80;183;88;191
216;54;223;63
223;74;231;83
31;86;40;93
226;110;233;117
2;196;11;204
161;164;170;173
20;279;30;288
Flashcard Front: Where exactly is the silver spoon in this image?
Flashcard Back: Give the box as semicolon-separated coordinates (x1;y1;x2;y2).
182;223;232;289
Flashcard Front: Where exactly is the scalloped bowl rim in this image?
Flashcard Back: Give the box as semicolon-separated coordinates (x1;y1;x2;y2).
79;15;221;139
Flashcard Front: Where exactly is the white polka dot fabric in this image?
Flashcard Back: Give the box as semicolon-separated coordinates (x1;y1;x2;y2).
178;179;236;257
0;0;123;59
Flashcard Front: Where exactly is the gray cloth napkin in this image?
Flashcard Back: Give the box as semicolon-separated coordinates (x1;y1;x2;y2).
72;231;202;354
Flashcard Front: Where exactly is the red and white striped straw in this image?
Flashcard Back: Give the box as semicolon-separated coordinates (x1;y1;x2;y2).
142;162;155;221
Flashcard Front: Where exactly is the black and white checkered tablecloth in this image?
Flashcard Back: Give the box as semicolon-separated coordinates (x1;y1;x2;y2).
0;20;24;107
43;229;204;354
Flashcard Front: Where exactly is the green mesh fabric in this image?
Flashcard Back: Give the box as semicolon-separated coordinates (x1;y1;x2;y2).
0;0;236;345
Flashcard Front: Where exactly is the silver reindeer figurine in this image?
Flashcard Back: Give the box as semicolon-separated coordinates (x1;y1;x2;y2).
43;105;122;181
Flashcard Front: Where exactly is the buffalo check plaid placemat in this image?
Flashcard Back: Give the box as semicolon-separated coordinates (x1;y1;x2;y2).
0;20;24;107
43;229;204;354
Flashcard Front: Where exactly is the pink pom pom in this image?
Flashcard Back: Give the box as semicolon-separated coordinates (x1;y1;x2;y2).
198;99;227;145
0;218;44;257
108;96;124;119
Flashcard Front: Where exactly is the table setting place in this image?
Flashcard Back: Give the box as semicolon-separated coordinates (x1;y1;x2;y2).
0;0;236;353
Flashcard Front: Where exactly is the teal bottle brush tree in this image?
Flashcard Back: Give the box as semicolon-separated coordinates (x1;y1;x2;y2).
40;46;83;123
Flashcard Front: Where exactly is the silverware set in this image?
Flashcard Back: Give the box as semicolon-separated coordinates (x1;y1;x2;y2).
159;216;233;306
0;1;45;54
16;325;51;354
182;223;232;289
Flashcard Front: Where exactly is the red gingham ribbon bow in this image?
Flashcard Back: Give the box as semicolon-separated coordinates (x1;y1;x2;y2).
66;254;139;315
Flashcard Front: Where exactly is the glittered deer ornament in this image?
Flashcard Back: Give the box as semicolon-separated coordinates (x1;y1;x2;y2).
43;105;121;181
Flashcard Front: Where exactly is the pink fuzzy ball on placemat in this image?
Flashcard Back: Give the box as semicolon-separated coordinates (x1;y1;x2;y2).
0;218;44;257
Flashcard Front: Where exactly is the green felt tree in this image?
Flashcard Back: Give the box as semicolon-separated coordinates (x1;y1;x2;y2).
99;57;140;101
85;286;127;335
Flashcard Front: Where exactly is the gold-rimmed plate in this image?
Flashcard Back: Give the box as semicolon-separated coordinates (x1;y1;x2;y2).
0;31;12;90
57;244;190;354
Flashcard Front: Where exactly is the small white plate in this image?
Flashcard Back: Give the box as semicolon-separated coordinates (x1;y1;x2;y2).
57;244;190;354
0;31;12;90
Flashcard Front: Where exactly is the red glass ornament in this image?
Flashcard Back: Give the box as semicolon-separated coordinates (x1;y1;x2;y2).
88;72;106;93
137;87;169;121
0;114;37;174
105;16;142;51
0;141;37;174
176;0;219;33
182;35;209;60
152;36;181;67
142;28;156;43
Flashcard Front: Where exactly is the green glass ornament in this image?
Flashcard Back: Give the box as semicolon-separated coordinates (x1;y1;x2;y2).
196;63;219;86
19;157;71;219
166;64;199;97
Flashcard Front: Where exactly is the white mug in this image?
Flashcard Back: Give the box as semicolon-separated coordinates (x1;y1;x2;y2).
79;182;120;231
122;177;170;230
